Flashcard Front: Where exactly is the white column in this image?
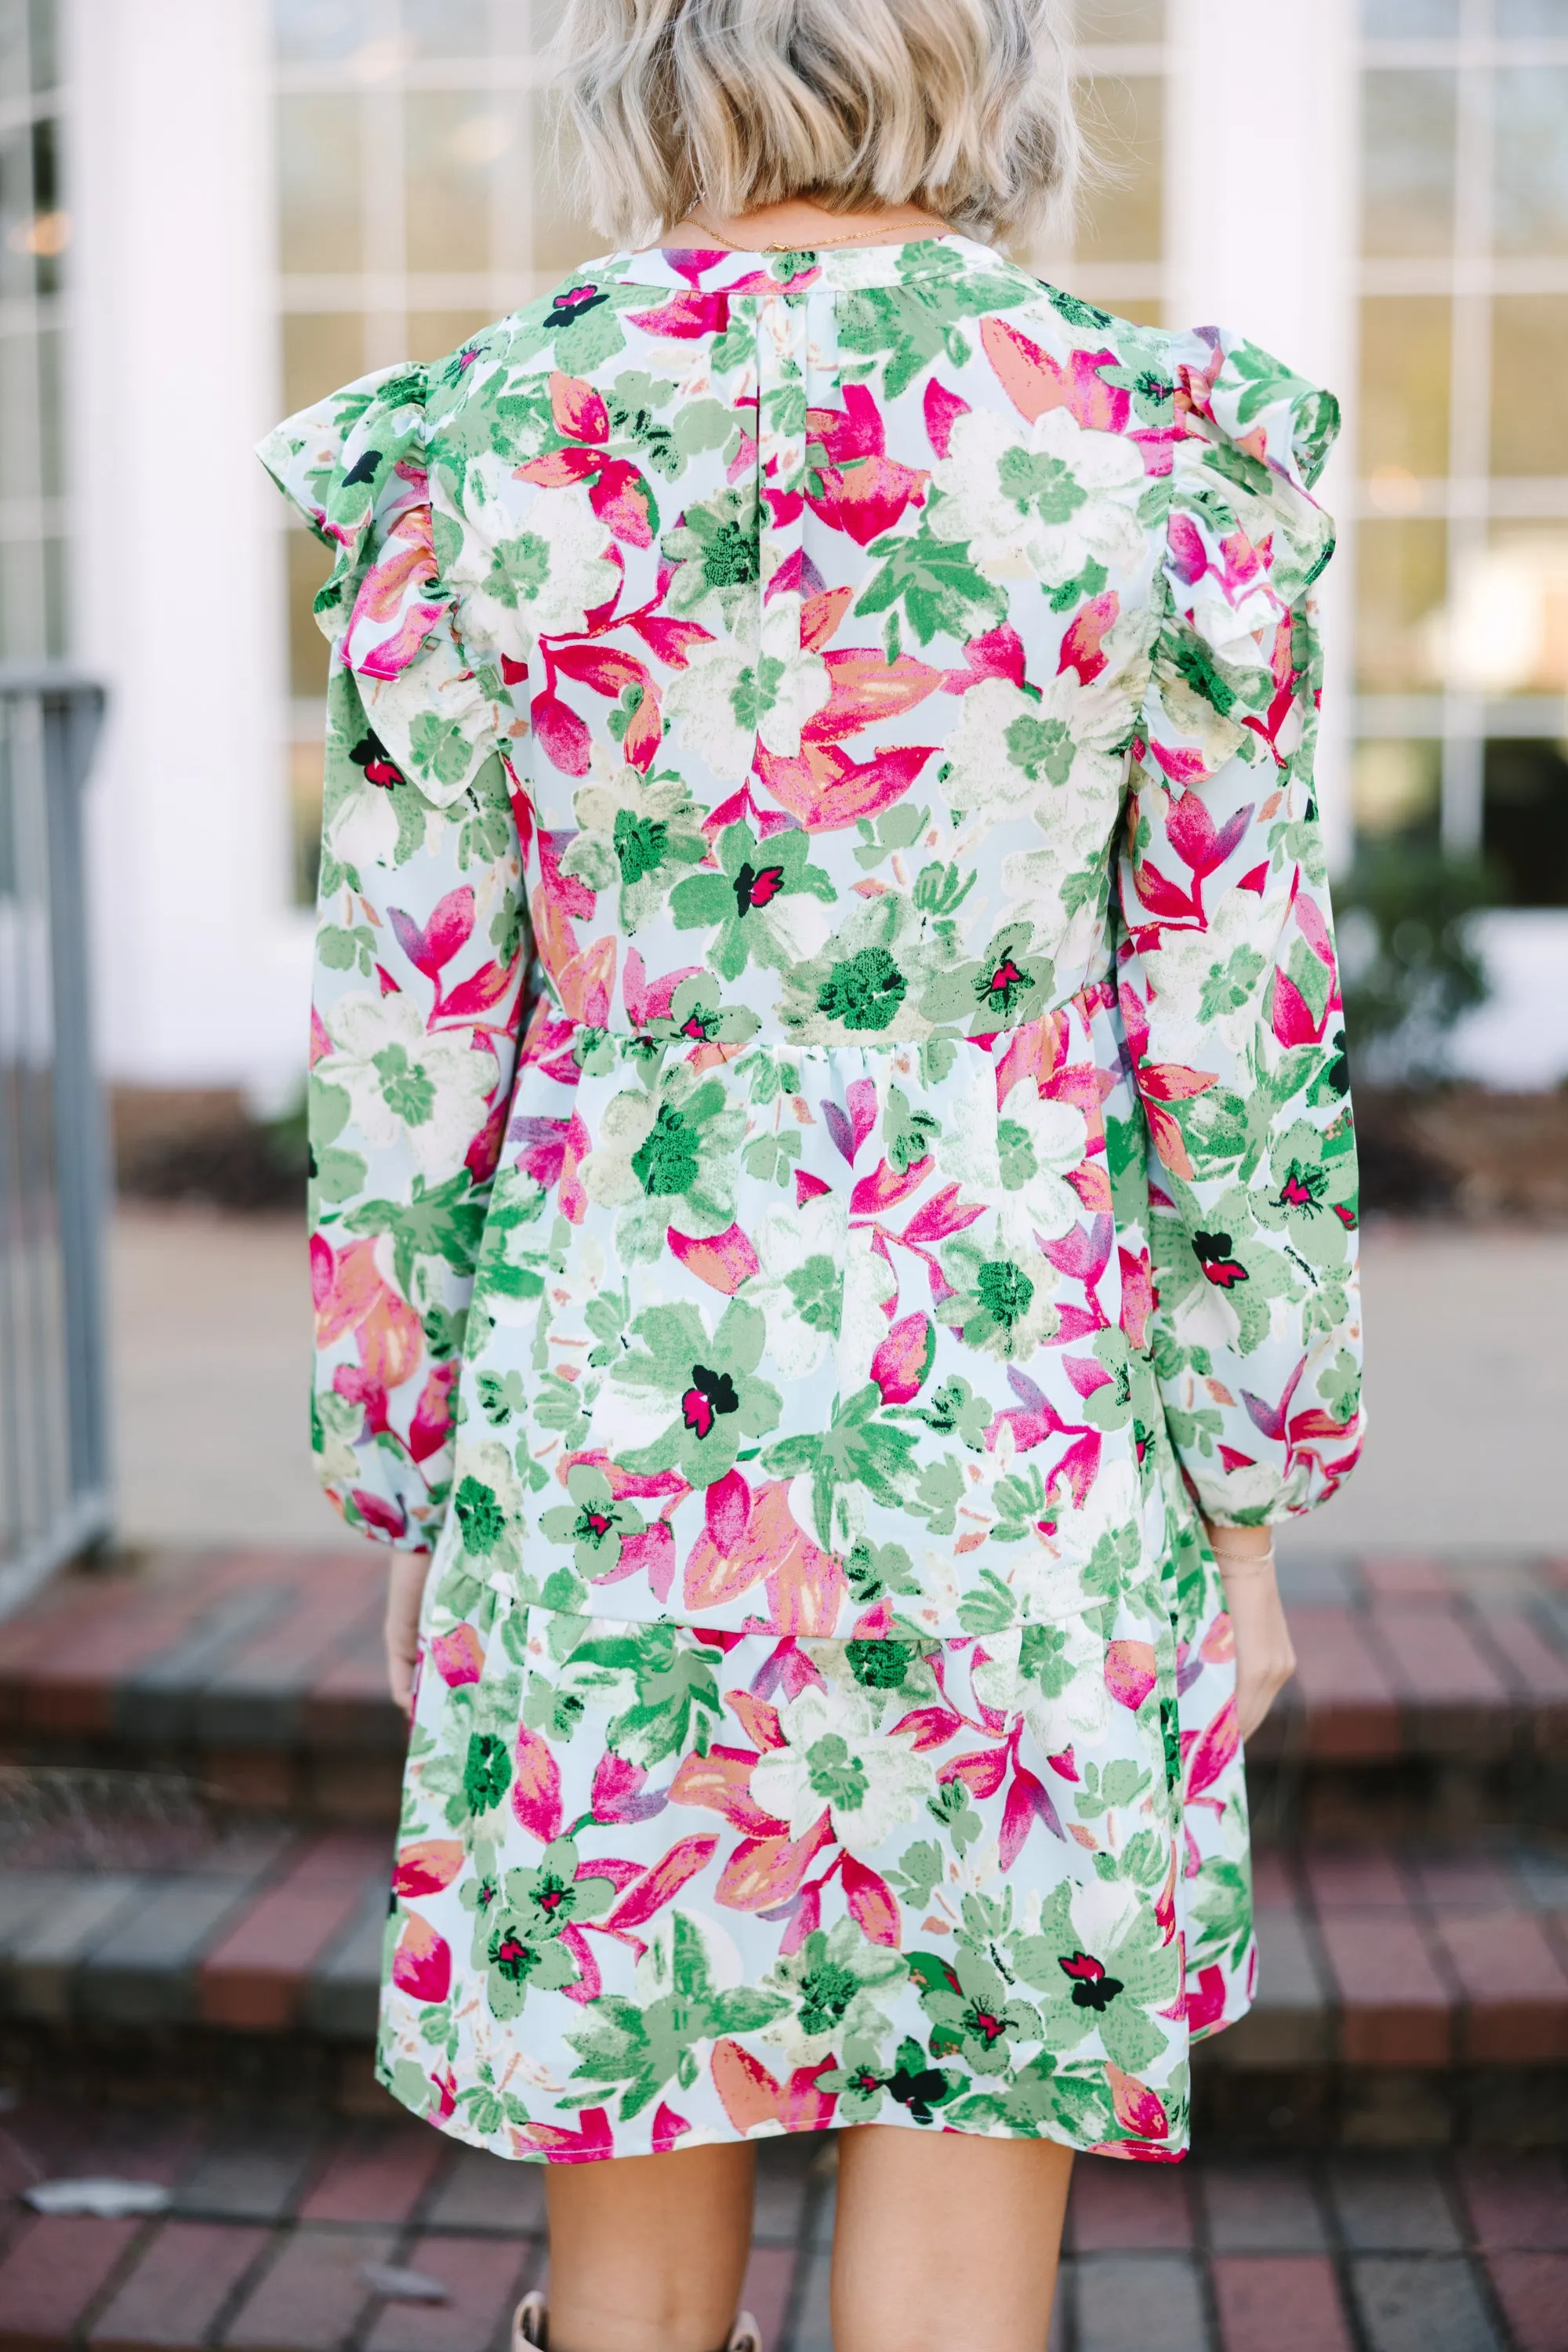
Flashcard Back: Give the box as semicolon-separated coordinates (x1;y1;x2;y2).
1164;0;1361;870
67;0;309;1098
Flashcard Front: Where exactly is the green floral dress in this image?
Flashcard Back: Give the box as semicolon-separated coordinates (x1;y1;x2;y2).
260;233;1363;2165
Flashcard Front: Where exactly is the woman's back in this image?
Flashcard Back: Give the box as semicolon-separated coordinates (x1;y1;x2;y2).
259;5;1363;2182
262;229;1358;1629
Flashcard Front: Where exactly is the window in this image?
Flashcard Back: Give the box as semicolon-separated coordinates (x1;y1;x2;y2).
0;0;67;662
1042;0;1167;328
272;0;593;903
1354;0;1568;905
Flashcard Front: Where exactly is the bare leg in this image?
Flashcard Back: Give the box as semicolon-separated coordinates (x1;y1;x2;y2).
831;2125;1074;2352
544;2141;757;2352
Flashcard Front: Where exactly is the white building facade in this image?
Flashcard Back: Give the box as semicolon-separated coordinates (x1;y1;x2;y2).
40;0;1568;1100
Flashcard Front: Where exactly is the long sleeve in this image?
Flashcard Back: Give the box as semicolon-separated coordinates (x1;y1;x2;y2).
1112;328;1365;1526
258;365;529;1550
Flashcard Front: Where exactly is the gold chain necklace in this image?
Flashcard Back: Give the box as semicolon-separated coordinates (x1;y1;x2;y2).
687;212;950;253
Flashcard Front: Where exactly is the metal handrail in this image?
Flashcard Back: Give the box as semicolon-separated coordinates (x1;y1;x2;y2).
0;667;111;1615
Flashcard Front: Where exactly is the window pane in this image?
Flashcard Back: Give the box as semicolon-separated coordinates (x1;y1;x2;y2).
1363;0;1459;30
1073;0;1164;34
278;96;363;273
282;312;365;414
1075;76;1162;263
0;332;38;503
1356;517;1447;691
1494;70;1568;256
0;2;26;89
405;93;513;273
1353;738;1441;844
1359;296;1450;477
532;93;593;278
27;0;53;90
36;321;61;496
0;0;51;91
0;122;35;302
42;532;64;659
274;0;370;63
1362;71;1455;256
1483;739;1568;907
1456;524;1568;695
1497;0;1568;31
403;0;490;55
1492;296;1568;476
407;309;499;369
288;528;333;701
0;536;46;661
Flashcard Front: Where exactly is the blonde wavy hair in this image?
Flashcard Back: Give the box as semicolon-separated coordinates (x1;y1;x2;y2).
554;0;1081;247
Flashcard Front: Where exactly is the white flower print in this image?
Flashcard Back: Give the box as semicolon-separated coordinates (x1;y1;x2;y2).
739;1192;849;1380
931;405;1145;587
751;1686;935;1857
662;638;756;782
1141;887;1278;1063
998;1088;1090;1241
753;592;832;758
467;488;620;652
972;1611;1113;1748
942;669;1133;829
662;593;830;779
320;992;498;1181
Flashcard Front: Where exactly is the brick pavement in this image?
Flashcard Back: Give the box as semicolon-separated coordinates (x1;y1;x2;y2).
1;2104;1564;2352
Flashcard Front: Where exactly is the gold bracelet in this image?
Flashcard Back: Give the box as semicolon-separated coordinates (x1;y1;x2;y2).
1209;1542;1276;1577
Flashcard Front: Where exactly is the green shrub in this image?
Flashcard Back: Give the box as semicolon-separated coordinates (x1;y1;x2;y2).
1334;842;1501;1081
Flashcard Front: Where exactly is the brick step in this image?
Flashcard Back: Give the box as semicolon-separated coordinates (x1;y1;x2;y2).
1;2099;1565;2352
3;1548;1566;1837
2;1819;1568;2145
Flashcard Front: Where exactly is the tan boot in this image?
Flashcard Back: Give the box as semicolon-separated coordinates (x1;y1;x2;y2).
509;2295;761;2352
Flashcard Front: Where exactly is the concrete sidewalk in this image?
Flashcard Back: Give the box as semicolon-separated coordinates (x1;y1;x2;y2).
108;1207;1567;1555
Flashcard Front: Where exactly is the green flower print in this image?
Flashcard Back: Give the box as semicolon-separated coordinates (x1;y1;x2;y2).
1076;1327;1134;1433
938;1229;1060;1359
565;1908;788;2119
482;1836;619;2022
910;1945;1042;2075
661;485;762;626
559;767;709;932
539;1461;646;1581
449;1441;526;1575
764;1917;906;2048
825;2033;961;2126
670;818;835;979
542;1619;724;1771
777;895;939;1046
609;1297;782;1488
1254;1118;1356;1268
582;1062;746;1260
639;975;761;1050
1013;1877;1180;2077
920;922;1053;1036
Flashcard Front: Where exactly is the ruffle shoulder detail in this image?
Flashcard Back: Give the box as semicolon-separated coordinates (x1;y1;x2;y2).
256;362;511;807
1141;325;1340;789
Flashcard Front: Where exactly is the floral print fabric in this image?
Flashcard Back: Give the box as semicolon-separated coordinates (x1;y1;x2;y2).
260;232;1363;2163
